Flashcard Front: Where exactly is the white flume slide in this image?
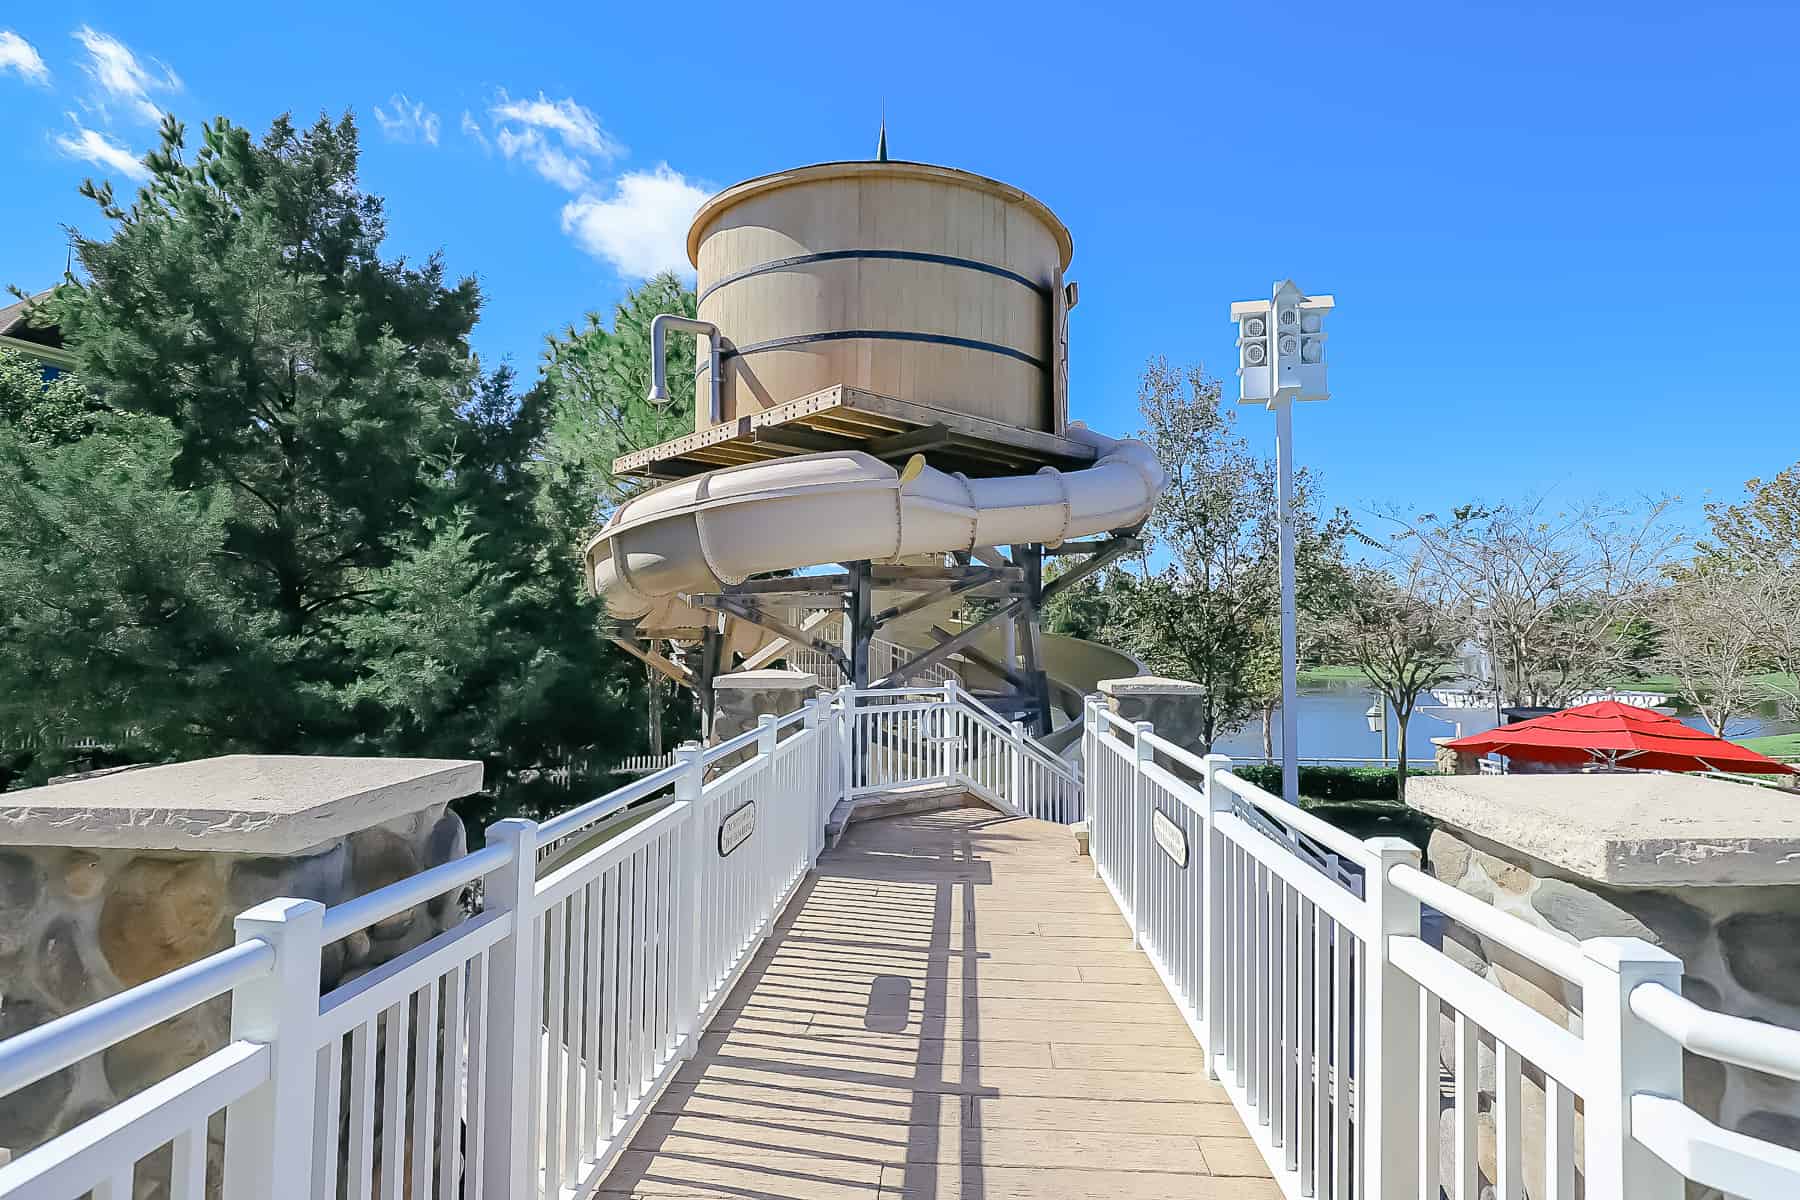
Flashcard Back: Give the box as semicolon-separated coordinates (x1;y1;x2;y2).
586;424;1166;652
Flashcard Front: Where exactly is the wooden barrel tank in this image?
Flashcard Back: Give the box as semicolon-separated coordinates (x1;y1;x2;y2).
688;160;1074;434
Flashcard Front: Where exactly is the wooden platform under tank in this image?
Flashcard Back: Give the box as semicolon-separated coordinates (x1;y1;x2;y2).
612;384;1097;481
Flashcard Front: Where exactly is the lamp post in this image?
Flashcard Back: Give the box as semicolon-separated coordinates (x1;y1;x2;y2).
1231;281;1332;804
1365;699;1388;764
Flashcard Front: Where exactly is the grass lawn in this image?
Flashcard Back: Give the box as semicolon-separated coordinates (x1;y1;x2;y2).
1296;664;1371;684
1736;732;1800;758
1607;672;1797;694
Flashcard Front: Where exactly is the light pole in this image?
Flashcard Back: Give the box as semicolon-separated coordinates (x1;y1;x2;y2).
1365;699;1388;764
1231;281;1332;804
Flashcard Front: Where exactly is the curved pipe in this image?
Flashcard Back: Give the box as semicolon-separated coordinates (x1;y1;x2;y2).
647;313;723;424
585;423;1166;635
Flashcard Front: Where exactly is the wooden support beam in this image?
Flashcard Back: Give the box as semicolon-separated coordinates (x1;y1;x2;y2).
752;426;856;454
931;628;1030;691
866;422;952;459
609;636;693;687
1008;542;1054;736
876;595;1026;689
688;593;849;674
1039;536;1140;606
870;563;1023;584
697;628;721;741
726;573;853;595
871;569;999;627
848;561;873;687
1042;539;1122;557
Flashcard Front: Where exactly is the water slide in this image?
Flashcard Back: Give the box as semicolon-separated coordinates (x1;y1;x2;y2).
585;423;1166;667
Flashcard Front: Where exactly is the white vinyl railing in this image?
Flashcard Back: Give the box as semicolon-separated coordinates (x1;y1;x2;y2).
841;681;1080;823
783;613;963;690
0;698;838;1200
15;684;1797;1200
1082;697;1800;1200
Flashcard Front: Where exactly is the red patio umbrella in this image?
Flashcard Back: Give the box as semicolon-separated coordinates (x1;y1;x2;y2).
1444;700;1795;775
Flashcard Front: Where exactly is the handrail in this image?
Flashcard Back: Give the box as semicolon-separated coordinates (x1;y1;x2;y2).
1631;1093;1800;1197
321;840;511;944
1631;981;1800;1083
1388;861;1592;983
1213;767;1377;868
1095;704;1138;734
946;683;1076;777
538;759;687;844
1138;726;1212;779
0;938;273;1097
947;681;1010;728
705;722;768;763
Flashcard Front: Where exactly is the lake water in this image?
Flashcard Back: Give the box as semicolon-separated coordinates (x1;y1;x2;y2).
1207;676;1797;765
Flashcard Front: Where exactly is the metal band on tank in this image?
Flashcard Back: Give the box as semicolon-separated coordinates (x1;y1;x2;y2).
697;249;1049;305
698;329;1048;375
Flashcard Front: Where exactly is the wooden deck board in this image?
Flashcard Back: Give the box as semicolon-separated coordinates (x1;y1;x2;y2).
612;385;1098;481
603;807;1275;1199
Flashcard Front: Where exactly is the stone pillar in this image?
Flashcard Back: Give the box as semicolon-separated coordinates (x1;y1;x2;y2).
1408;773;1800;1199
1098;676;1208;778
709;670;821;770
0;755;479;1169
1432;736;1482;775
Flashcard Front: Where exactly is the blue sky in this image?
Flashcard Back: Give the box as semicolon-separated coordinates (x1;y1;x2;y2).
3;2;1796;534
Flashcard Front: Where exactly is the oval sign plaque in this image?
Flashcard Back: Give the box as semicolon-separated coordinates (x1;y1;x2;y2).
719;800;757;858
1151;808;1188;869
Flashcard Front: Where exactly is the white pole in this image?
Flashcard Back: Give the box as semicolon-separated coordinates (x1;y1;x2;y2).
1275;395;1299;805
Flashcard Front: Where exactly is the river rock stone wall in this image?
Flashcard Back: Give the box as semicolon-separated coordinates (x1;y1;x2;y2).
0;801;467;1190
1426;824;1800;1200
709;670;821;773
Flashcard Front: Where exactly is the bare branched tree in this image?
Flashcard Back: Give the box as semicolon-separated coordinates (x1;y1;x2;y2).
1738;569;1800;712
1320;555;1468;797
1653;571;1776;734
1397;497;1681;707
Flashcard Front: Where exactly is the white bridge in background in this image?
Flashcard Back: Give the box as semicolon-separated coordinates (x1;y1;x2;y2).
1428;687;1672;710
1;681;1797;1200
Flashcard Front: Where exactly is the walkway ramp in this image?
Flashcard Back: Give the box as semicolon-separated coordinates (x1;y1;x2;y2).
606;808;1278;1199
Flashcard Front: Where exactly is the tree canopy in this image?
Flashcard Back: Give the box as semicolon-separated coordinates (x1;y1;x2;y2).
0;113;639;802
1112;359;1350;752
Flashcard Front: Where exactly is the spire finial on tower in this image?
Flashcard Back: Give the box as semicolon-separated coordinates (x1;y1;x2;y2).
876;102;888;161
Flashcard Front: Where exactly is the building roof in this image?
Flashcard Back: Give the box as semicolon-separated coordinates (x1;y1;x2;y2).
0;289;63;350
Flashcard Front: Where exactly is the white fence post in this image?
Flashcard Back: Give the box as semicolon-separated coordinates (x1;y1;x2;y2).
1360;836;1423;1200
673;743;707;1058
1201;753;1233;1079
1080;698;1095;828
222;897;325;1200
805;696;828;861
941;679;958;783
1130;721;1153;948
837;683;856;799
1583;937;1685;1200
482;817;539;1200
1009;721;1026;808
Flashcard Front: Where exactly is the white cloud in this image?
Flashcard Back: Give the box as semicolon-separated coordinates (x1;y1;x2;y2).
497;126;590;190
561;165;708;279
0;31;49;85
460;110;489;153
373;94;440;145
489;90;620;159
55;123;149;180
73;26;180;123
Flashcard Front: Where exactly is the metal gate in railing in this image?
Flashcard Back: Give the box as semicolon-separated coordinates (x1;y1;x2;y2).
839;682;1081;824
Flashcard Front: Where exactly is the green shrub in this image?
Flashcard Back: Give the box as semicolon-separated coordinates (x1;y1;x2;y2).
1233;764;1436;853
1234;764;1433;804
